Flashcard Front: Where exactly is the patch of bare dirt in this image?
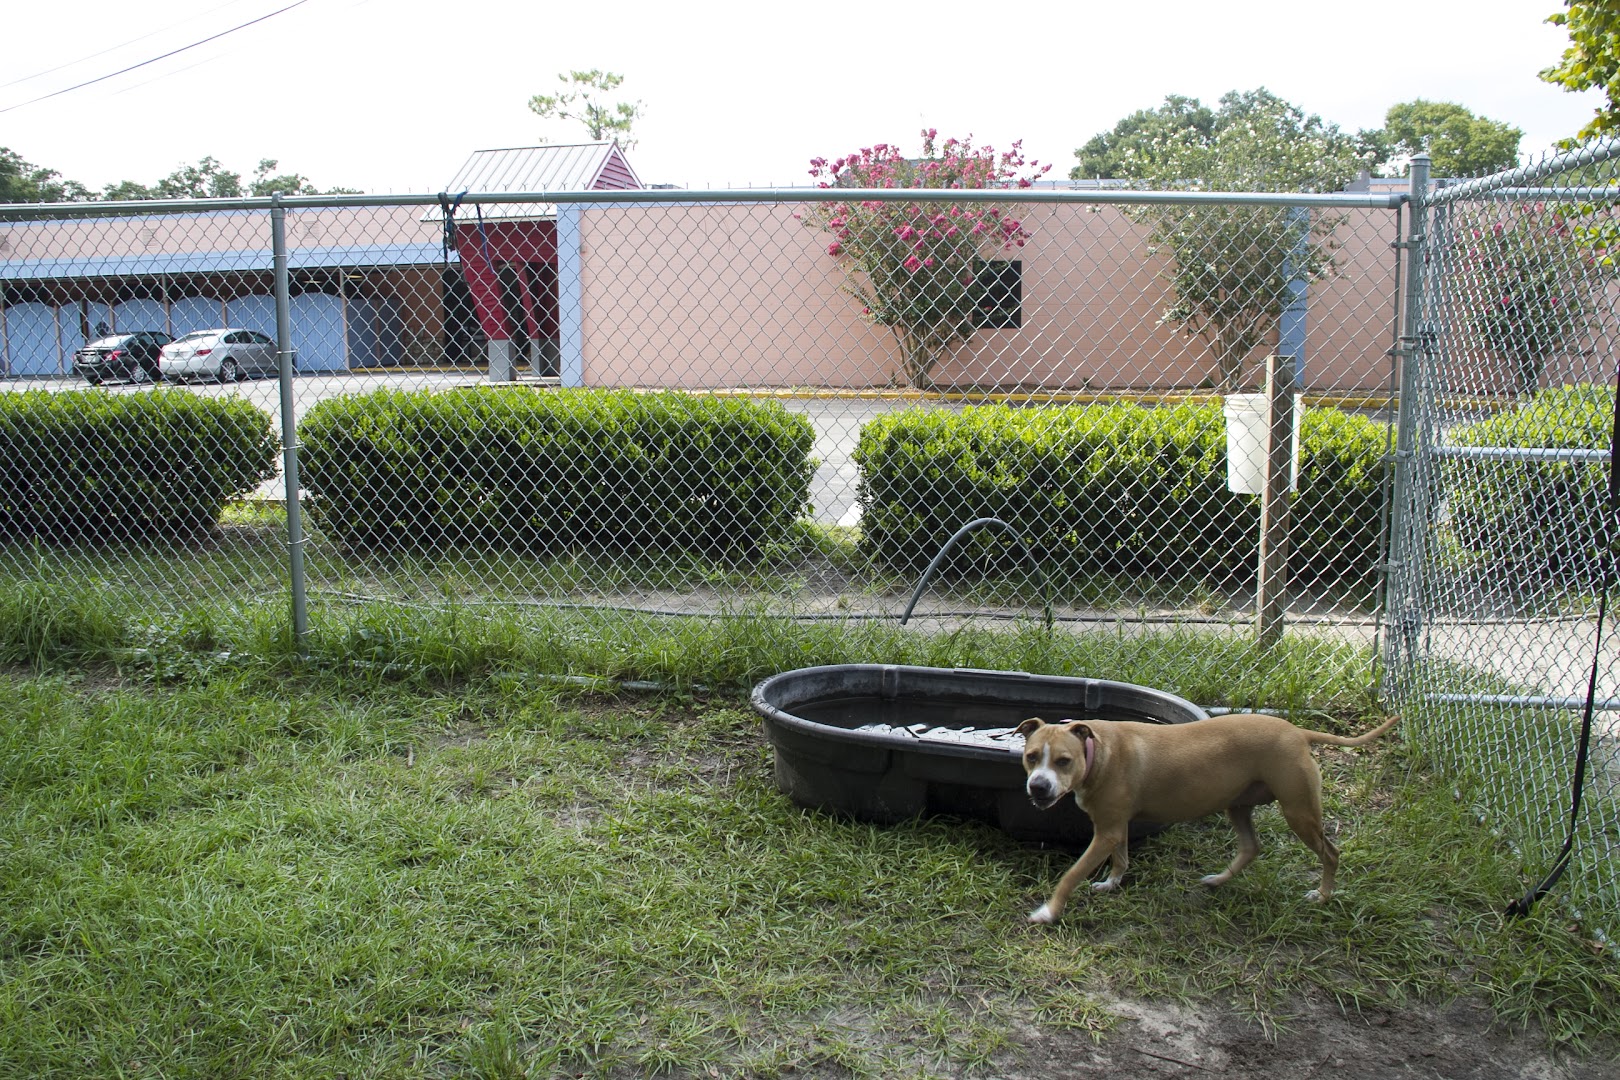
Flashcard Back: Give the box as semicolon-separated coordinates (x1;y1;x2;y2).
996;996;1613;1079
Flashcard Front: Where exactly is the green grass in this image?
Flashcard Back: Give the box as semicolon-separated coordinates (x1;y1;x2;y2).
4;513;1382;628
0;579;1381;718
0;589;1616;1077
1;667;1615;1079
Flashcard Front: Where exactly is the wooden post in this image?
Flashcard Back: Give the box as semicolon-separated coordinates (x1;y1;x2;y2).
1256;355;1296;649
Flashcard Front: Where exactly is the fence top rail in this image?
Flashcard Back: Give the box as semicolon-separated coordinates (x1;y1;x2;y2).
1424;138;1620;206
0;185;1407;221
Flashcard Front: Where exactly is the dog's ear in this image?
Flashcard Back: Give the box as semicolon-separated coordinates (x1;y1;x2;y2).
1063;721;1093;740
1015;717;1045;737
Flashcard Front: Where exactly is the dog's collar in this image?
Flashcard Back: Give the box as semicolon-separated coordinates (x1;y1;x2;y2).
1082;735;1095;782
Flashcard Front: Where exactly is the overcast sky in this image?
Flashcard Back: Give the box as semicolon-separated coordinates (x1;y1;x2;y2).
1;0;1606;195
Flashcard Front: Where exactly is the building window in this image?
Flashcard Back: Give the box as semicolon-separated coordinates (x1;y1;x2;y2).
973;259;1021;330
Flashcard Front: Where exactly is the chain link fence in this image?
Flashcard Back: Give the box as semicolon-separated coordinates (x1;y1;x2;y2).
0;177;1406;625
1384;142;1620;938
4;146;1618;933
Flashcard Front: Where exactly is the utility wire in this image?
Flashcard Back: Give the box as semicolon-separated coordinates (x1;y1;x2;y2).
0;0;258;90
0;0;312;115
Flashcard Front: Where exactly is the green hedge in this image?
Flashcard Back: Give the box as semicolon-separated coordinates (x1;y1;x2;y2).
854;401;1388;591
0;389;279;541
297;388;815;551
1444;384;1615;586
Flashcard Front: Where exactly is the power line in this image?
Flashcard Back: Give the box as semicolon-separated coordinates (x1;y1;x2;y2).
0;0;259;91
108;54;226;98
0;0;312;116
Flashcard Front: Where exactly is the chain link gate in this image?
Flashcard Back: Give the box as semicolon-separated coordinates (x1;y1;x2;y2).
1384;143;1620;938
8;147;1617;928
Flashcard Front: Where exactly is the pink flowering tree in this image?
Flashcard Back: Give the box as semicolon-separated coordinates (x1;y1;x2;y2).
1459;201;1602;397
804;130;1049;388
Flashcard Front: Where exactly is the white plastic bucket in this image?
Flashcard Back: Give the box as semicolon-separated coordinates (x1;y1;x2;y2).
1223;393;1302;495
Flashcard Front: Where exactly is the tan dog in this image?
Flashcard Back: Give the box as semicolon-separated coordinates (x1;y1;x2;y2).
1015;713;1399;924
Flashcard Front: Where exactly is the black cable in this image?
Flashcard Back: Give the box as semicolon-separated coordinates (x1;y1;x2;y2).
439;190;466;266
1506;363;1620;919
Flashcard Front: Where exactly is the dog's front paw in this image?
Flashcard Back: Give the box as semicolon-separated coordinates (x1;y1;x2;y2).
1090;879;1119;893
1028;903;1056;924
1304;888;1326;903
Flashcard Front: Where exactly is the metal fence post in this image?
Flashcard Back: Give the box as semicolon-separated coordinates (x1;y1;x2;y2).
556;203;584;388
271;195;309;648
1256;354;1297;649
1382;153;1432;698
1279;206;1309;379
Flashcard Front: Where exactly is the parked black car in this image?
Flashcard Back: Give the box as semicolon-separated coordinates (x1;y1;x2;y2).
73;331;174;384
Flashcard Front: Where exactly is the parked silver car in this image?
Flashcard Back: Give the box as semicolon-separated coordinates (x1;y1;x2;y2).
160;328;278;382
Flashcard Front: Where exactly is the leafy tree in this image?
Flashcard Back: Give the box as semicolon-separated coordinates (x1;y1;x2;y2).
98;180;158;201
1357;99;1522;177
154;156;245;199
0;147;91;202
1541;0;1620;141
1534;7;1620;281
1459;201;1601;396
2;147;357;205
1070;95;1215;180
528;69;643;148
248;159;360;196
803;129;1050;388
101;156;359;200
1074;89;1363;390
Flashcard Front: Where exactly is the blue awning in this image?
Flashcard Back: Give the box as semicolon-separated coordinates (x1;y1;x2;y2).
0;243;454;281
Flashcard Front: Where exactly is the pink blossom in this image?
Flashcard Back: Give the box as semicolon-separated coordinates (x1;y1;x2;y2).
903;255;922;272
828;242;843;256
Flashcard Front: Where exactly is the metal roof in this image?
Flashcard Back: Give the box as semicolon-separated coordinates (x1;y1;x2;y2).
434;142;642;220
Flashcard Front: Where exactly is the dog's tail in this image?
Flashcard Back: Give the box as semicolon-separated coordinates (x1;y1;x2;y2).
1303;715;1400;748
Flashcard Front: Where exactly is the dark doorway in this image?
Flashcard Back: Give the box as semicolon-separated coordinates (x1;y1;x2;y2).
442;266;485;364
496;265;530;360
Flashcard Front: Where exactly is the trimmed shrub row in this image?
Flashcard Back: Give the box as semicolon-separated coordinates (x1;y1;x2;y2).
296;388;816;550
854;401;1389;591
0;389;279;542
1444;384;1616;588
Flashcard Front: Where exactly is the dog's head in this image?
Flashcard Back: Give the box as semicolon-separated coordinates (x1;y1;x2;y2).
1016;717;1094;810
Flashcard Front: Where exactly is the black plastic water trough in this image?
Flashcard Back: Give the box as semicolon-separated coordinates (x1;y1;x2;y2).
749;664;1208;845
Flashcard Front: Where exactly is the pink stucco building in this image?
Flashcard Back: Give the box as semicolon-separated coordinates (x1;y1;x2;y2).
8;153;1597;395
